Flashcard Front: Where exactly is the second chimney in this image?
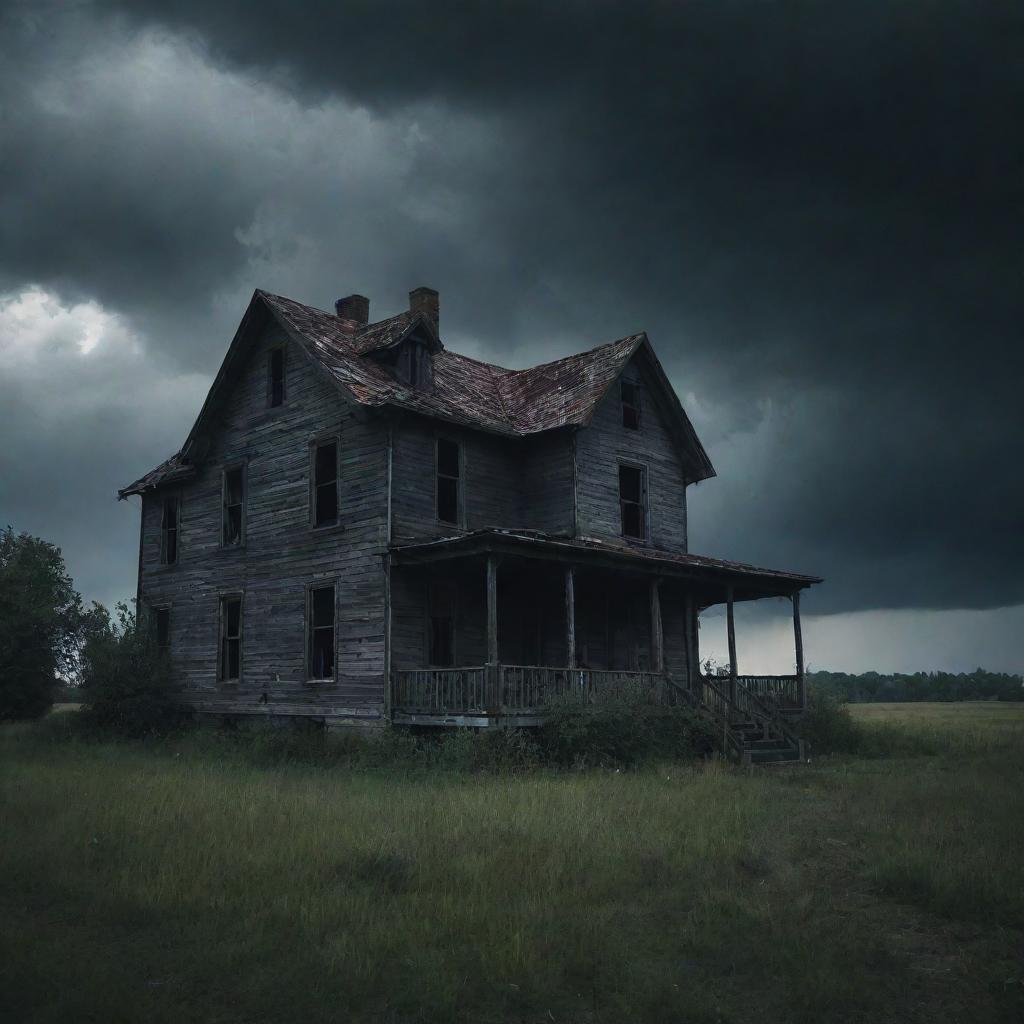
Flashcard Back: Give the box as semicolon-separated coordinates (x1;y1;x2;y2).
335;294;370;327
409;286;439;331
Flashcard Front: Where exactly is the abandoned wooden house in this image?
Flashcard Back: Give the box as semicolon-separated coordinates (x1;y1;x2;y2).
120;286;821;761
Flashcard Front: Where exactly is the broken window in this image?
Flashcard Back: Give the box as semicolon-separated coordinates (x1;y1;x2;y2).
160;495;179;565
436;438;461;525
308;584;336;680
619;464;647;540
428;583;456;666
268;348;285;407
222;466;244;546
621;379;641;429
152;607;170;653
218;596;242;681
313;440;339;526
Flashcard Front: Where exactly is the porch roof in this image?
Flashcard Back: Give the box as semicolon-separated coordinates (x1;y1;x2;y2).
389;529;821;602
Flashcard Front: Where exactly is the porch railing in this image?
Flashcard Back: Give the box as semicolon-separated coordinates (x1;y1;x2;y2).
391;665;669;717
737;674;801;709
390;666;489;716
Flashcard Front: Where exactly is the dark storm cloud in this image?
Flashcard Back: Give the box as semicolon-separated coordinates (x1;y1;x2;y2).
1;0;1021;618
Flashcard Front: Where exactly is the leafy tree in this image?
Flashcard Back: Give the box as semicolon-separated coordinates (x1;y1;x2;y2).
0;527;82;720
79;601;179;736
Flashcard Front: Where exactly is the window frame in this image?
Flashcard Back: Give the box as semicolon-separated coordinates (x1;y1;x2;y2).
220;462;247;548
150;606;170;654
618;460;649;542
217;593;243;684
309;433;341;529
620;377;641;430
159;493;181;566
267;345;286;408
305;581;337;683
434;435;463;528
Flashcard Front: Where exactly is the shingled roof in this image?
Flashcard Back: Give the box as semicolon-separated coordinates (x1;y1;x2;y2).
119;289;715;496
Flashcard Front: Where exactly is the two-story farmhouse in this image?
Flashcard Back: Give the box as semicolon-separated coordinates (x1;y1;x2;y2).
120;287;820;759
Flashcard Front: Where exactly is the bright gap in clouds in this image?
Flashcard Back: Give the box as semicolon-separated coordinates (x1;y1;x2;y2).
0;285;209;611
699;602;1024;676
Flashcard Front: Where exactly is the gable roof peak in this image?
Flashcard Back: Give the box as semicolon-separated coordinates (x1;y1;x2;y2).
118;288;714;497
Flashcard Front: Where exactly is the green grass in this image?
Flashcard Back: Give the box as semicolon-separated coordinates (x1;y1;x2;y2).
2;705;1024;1023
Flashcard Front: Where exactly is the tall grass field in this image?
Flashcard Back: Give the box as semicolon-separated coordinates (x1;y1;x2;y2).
3;703;1023;1023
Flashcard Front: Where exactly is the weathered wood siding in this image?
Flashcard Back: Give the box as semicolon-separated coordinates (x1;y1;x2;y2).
521;432;575;535
574;351;689;552
391;417;542;542
137;321;389;721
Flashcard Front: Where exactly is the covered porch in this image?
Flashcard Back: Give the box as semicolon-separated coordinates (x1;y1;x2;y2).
387;530;817;727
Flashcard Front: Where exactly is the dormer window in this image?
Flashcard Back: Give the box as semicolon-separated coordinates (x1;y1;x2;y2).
408;342;422;389
401;339;433;391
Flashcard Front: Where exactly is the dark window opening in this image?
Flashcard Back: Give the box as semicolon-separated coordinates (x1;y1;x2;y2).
621;379;641;429
408;343;419;389
436;438;460;525
619;464;646;540
269;348;285;407
219;596;241;681
429;584;456;666
308;584;335;680
313;441;339;526
160;496;179;565
152;608;170;652
222;467;244;545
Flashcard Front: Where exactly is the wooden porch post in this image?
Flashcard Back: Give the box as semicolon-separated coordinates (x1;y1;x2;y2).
486;555;499;713
650;578;663;673
726;586;737;706
793;589;806;711
565;566;576;668
688;596;700;691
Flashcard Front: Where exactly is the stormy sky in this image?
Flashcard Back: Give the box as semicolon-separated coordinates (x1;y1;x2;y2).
1;0;1021;673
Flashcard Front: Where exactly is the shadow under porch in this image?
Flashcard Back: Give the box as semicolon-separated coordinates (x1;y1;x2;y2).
388;554;699;726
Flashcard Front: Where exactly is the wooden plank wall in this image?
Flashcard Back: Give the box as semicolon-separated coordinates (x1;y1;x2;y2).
390;419;524;542
574;351;690;553
138;321;389;721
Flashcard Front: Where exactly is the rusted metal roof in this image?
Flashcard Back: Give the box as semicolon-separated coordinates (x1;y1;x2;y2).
120;289;711;496
261;290;646;436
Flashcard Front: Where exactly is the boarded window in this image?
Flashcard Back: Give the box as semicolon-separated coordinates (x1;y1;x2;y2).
218;596;241;681
222;467;244;546
160;495;179;565
436;438;460;525
428;584;456;666
619;464;647;540
268;348;285;407
621;379;641;429
152;608;170;652
308;584;336;680
313;440;339;526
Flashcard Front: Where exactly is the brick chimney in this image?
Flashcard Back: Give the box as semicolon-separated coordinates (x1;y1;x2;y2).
335;294;370;327
409;286;439;331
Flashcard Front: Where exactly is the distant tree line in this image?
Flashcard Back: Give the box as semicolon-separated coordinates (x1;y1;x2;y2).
807;669;1023;703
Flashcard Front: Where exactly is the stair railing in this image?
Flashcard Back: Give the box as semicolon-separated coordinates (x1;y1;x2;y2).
735;680;804;757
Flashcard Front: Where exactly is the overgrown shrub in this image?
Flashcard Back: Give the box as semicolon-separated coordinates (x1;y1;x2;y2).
795;685;862;755
0;526;82;720
540;683;715;767
78;601;180;737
